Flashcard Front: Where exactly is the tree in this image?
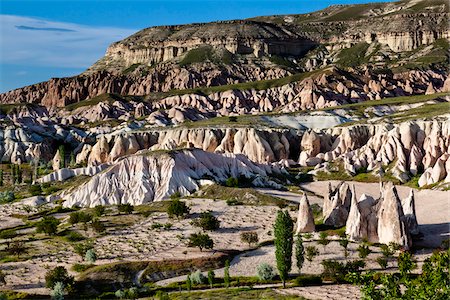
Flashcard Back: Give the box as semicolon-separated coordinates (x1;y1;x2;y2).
36;216;60;235
397;251;416;277
224;259;230;288
339;235;350;259
0;229;17;249
240;231;259;247
318;232;330;251
188;233;214;251
380;244;394;258
68;212;92;224
190;270;206;285
273;210;294;288
17;165;22;184
167;199;190;219
45;266;74;289
225;177;238;187
305;246;319;265
207;270;215;288
0;271;6;285
295;234;305;273
50;282;65;300
85;249;97;263
192;211;220;231
58;145;66;169
0;170;3;186
256;263;275;281
28;184;43;196
117;203;133;214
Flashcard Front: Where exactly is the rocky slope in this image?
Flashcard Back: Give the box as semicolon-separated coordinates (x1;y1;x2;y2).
61;149;283;207
0;0;448;107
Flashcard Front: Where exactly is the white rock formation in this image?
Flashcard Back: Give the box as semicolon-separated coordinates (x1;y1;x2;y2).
323;182;352;227
401;190;419;235
295;193;316;233
63;149;282;207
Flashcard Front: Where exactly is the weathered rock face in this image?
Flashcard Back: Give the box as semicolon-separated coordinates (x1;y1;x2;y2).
377;182;411;249
295;193;316;233
63;149;283;207
323;182;352;227
342;182;415;249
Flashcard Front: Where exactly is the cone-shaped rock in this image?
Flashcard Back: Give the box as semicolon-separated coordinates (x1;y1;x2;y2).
401;189;419;235
295;193;316;233
377;182;411;249
323;181;352;227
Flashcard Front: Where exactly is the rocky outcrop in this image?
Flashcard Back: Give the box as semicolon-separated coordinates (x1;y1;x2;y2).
295;193;316;233
37;165;109;183
401;190;419;235
63;149;283;207
323;182;352;227
345;192;378;242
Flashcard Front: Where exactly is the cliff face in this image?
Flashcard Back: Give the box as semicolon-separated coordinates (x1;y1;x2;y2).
1;0;448;107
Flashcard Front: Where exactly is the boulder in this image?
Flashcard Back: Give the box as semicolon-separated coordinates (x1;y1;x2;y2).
295;193;316;233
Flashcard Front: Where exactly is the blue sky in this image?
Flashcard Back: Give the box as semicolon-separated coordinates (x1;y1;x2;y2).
0;0;392;93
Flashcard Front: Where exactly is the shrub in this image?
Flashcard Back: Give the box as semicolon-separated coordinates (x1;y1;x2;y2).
318;232;330;250
240;231;259;247
50;282;65;300
28;185;43;196
151;223;163;230
376;257;388;269
73;242;93;259
117;204;134;214
93;205;105;217
85;249;97;263
305;246;319;264
163;223;173;230
398;251;416;276
226;198;243;206
126;287;138;299
302;233;313;240
321;259;365;283
71;264;93;273
357;244;371;259
167;199;189;219
69;211;92;224
8;241;27;258
65;231;85;242
115;289;126;299
91;219;105;233
36;216;60;235
190;270;207;285
339;235;350;258
170;192;181;199
188;233;214;251
295;234;305;273
0;271;5;285
225;177;238;187
45;266;74;289
228;116;238;122
155;290;169;300
224;259;230;288
294;274;322;287
257;263;276;281
192;211;220;231
0;191;15;204
185;275;192;291
380;244;394;258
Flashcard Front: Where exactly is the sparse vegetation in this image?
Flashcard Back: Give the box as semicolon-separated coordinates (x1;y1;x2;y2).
240;231;259;247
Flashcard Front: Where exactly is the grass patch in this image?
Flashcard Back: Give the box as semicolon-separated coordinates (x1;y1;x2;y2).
337;42;370;68
179;45;235;67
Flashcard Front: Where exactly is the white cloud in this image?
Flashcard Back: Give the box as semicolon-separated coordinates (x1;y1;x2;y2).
0;15;136;69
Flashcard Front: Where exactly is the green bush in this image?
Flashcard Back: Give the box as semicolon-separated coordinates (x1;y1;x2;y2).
321;259;365;283
91;219;105;233
85;249;97;263
188;232;214;251
192;211;220;231
240;231;259;247
68;211;92;224
45;266;74;289
93;205;105;217
226;198;243;206
376;257;388;269
36;216;60;235
357;244;371;259
225;177;239;187
71;263;94;273
167;199;189;219
256;263;276;281
64;231;85;242
0;191;15;204
28;185;43;196
117;203;134;214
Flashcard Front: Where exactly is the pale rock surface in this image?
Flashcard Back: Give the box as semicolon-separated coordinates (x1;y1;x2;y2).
295;193;316;233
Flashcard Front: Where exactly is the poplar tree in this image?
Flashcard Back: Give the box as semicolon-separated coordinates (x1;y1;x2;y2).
274;210;294;288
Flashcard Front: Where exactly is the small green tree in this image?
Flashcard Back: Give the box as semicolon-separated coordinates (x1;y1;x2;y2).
0;170;3;186
295;233;305;273
318;232;330;251
17;165;22;184
91;219;106;233
73;242;93;260
93;205;105;217
224;259;230;288
192;211;220;231
36;216;60;235
45;266;74;289
58;145;66;169
0;271;6;285
85;249;97;263
376;257;388;269
28;184;43;196
380;244;394;258
240;231;259;247
225;177;239;187
398;251;416;277
187;233;214;251
115;290;126;299
305;246;319;265
273;210;294;288
167;199;190;219
207;270;215;288
9;240;27;258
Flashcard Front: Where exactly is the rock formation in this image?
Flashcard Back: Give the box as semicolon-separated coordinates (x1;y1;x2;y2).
401;190;419;235
295;193;316;233
323;182;352;227
62;149;283;207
